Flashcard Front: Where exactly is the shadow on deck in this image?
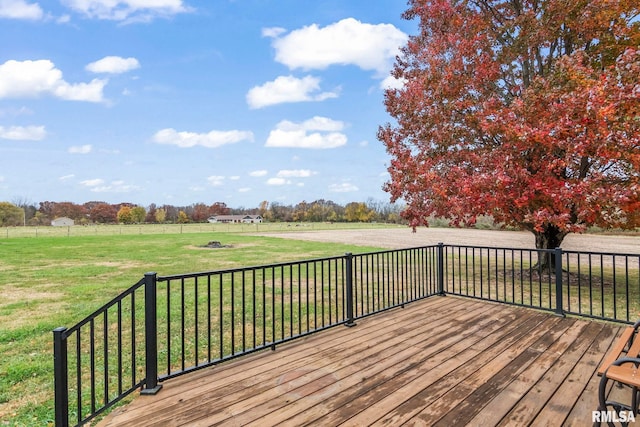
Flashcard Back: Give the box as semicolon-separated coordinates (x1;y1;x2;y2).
98;296;624;426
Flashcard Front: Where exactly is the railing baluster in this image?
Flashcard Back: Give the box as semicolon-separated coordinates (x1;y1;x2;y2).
328;261;333;326
219;274;223;360
195;276;199;366
207;275;212;362
231;272;235;355
242;271;246;353
131;291;136;387
117;300;122;395
613;254;618;320
565;251;571;313
271;266;276;345
166;278;171;375
90;319;95;413
297;265;302;335
181;278;185;371
103;310;109;406
76;331;81;423
281;265;285;341
252;270;257;349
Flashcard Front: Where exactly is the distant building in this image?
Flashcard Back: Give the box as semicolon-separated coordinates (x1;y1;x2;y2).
207;215;263;224
51;217;74;227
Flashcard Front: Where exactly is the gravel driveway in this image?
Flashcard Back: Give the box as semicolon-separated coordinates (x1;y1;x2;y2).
257;227;640;254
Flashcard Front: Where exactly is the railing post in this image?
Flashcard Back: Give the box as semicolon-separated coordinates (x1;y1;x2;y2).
141;272;162;395
344;253;357;327
554;248;565;317
437;243;445;296
53;327;69;427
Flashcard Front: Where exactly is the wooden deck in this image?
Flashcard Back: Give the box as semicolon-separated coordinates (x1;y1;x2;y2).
98;296;628;426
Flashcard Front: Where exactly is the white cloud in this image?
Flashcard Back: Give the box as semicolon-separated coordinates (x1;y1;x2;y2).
276;169;315;178
86;56;140;74
238;187;251;193
61;0;190;22
81;178;140;193
0;0;43;20
207;175;224;186
152;128;254;148
267;18;407;76
0;125;45;140
262;26;285;38
0;59;106;102
274;116;345;132
329;182;359;193
81;178;105;187
381;75;406;90
265;116;347;149
68;144;92;154
249;170;268;177
246;75;338;109
59;174;75;181
266;177;289;186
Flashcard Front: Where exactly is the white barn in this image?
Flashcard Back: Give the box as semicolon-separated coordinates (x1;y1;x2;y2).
51;217;74;227
207;215;263;224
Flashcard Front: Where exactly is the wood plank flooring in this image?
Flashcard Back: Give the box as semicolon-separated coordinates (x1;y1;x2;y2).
97;296;626;426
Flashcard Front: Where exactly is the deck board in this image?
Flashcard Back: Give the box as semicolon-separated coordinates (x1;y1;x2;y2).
97;296;626;427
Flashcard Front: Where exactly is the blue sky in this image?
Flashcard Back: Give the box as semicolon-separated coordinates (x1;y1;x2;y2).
0;0;415;209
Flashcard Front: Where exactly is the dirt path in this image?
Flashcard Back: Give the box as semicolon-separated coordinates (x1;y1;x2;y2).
256;227;640;254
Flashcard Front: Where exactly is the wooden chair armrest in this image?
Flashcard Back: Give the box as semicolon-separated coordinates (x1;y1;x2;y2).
598;327;636;375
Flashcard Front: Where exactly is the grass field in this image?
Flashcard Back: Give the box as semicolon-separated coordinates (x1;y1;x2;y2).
0;221;399;239
0;223;391;426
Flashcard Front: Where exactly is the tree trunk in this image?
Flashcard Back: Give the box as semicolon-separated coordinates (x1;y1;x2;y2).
532;225;568;272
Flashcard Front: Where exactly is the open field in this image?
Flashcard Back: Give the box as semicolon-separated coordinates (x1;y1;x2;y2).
0;221;398;239
1;224;638;426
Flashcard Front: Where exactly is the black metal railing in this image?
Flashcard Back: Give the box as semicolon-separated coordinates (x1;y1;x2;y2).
53;243;639;426
53;246;440;426
53;278;147;427
153;255;349;381
442;245;640;322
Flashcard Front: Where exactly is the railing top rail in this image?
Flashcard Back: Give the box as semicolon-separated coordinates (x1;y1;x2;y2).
352;244;441;257
64;277;145;335
156;245;445;282
443;243;640;258
443;243;556;253
156;254;346;281
561;249;640;258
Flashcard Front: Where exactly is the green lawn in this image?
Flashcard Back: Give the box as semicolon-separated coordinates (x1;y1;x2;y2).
0;224;388;426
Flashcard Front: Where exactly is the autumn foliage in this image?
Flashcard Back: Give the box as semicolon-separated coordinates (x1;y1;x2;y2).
380;0;640;251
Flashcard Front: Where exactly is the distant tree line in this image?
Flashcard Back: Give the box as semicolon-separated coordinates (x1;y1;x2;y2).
0;199;406;226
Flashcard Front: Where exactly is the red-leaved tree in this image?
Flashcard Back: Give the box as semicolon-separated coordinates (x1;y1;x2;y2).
380;0;639;265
